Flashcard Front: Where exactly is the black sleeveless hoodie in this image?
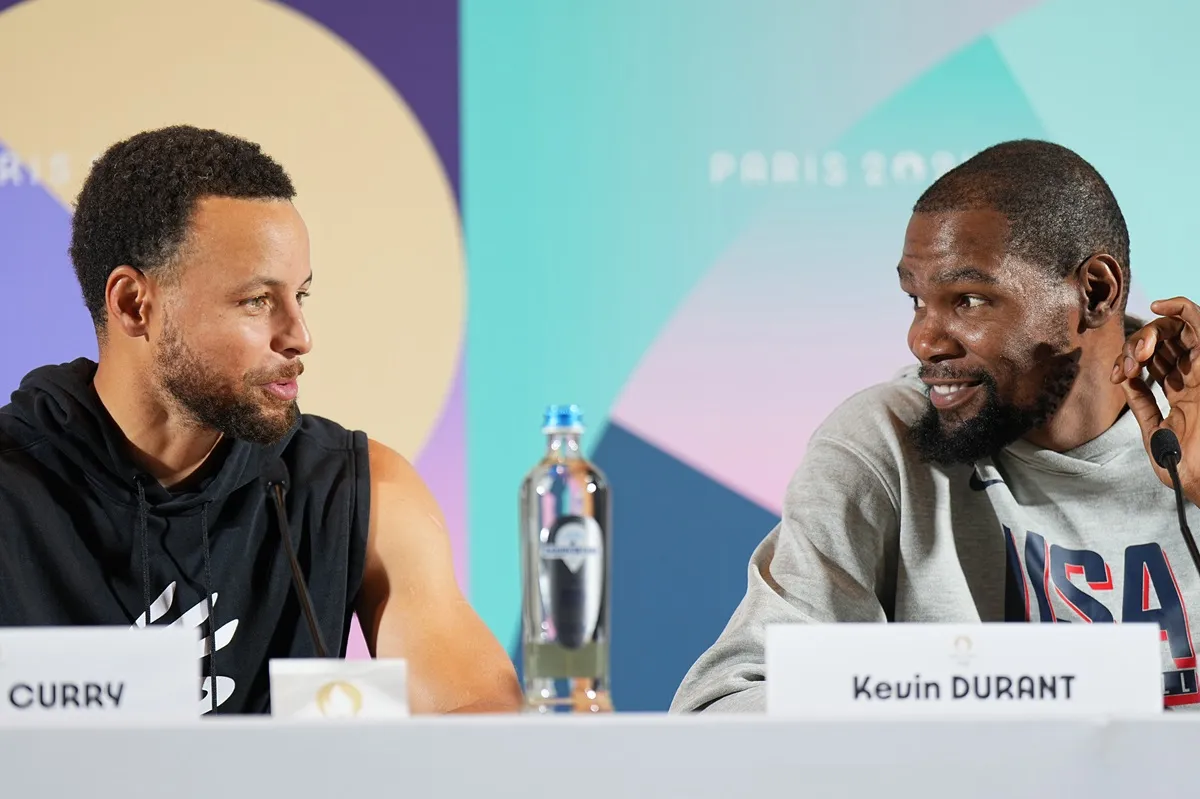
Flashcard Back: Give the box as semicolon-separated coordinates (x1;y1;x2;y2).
0;359;370;715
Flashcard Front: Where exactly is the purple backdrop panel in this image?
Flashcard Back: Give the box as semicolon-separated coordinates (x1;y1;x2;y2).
0;147;97;395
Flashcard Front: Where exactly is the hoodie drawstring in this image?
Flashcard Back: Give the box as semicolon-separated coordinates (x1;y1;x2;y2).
200;501;217;717
136;480;219;717
136;479;151;630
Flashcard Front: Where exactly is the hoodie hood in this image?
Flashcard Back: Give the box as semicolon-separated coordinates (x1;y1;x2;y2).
3;358;298;512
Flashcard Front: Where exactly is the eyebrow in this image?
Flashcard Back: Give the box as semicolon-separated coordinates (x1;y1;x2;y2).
231;272;313;295
896;265;999;286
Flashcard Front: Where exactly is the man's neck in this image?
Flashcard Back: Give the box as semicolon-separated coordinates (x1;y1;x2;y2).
93;356;223;488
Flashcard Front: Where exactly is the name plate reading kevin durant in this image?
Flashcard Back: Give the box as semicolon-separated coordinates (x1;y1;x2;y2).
766;623;1163;718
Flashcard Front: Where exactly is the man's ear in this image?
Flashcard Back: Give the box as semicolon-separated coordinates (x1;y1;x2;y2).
104;266;155;338
1077;254;1124;330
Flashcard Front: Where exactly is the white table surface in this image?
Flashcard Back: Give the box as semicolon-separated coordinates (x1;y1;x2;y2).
1;713;1195;798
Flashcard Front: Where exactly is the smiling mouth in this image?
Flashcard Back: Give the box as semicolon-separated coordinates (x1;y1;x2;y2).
926;381;982;410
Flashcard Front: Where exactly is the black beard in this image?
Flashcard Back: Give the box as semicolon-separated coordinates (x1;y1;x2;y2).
907;353;1080;467
156;321;298;447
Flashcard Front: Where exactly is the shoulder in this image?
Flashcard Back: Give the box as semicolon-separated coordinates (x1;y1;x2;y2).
0;408;55;484
278;414;373;541
365;437;411;478
809;365;927;457
0;401;43;455
0;416;70;526
281;414;435;518
364;438;439;517
286;412;366;453
279;413;370;492
783;367;934;507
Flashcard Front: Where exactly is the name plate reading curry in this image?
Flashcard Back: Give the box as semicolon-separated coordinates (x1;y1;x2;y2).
766;623;1163;718
0;627;197;725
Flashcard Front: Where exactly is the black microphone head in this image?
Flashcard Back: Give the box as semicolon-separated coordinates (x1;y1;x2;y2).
263;457;290;490
1151;428;1182;469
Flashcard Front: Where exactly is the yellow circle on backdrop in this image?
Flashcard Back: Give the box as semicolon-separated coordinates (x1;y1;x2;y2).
0;0;464;460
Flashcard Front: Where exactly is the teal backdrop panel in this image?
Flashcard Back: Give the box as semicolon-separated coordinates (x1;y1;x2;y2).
464;0;1192;709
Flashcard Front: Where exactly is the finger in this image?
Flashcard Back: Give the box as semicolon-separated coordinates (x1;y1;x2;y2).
1120;376;1165;441
1159;338;1193;385
1165;337;1197;381
1150;297;1200;349
1162;336;1188;361
1149;348;1182;384
1126;327;1157;370
1114;318;1183;381
1114;334;1152;381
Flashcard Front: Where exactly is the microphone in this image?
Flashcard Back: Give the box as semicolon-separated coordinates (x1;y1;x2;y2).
264;458;329;658
1150;428;1200;579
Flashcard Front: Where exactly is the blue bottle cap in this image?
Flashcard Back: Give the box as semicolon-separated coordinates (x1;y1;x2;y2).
543;404;585;432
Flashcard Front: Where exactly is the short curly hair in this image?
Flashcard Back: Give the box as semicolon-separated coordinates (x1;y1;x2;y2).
914;139;1130;309
70;125;296;330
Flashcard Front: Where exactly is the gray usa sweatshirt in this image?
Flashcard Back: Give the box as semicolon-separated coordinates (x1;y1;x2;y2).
671;365;1200;712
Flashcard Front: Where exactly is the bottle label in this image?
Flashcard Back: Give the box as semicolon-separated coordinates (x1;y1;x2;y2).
539;516;603;574
540;515;605;649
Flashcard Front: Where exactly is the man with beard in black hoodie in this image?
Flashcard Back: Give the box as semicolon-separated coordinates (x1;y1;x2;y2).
0;125;521;716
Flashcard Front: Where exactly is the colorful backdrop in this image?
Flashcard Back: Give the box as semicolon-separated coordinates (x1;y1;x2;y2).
0;0;464;661
2;0;1197;711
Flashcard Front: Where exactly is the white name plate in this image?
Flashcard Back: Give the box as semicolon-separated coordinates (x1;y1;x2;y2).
0;627;198;725
270;659;409;720
766;623;1164;718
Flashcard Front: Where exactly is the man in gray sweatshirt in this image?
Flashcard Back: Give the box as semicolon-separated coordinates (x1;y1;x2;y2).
672;139;1200;712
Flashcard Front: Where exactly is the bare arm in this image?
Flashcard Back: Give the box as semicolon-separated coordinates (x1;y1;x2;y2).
356;438;522;714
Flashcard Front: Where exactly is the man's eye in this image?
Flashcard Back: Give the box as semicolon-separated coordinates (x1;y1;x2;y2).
909;294;926;310
961;296;986;309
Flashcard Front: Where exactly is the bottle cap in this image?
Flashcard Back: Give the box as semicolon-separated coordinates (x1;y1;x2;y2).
543;404;585;432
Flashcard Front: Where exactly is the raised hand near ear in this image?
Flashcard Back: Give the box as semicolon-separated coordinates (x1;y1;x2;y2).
1112;297;1200;504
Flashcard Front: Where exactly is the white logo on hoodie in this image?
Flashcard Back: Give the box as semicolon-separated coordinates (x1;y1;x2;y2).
132;581;239;714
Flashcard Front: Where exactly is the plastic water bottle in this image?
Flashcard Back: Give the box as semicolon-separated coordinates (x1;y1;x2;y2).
518;404;613;713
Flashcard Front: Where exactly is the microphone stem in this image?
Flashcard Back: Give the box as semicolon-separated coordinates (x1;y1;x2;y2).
272;484;329;658
1166;458;1200;578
